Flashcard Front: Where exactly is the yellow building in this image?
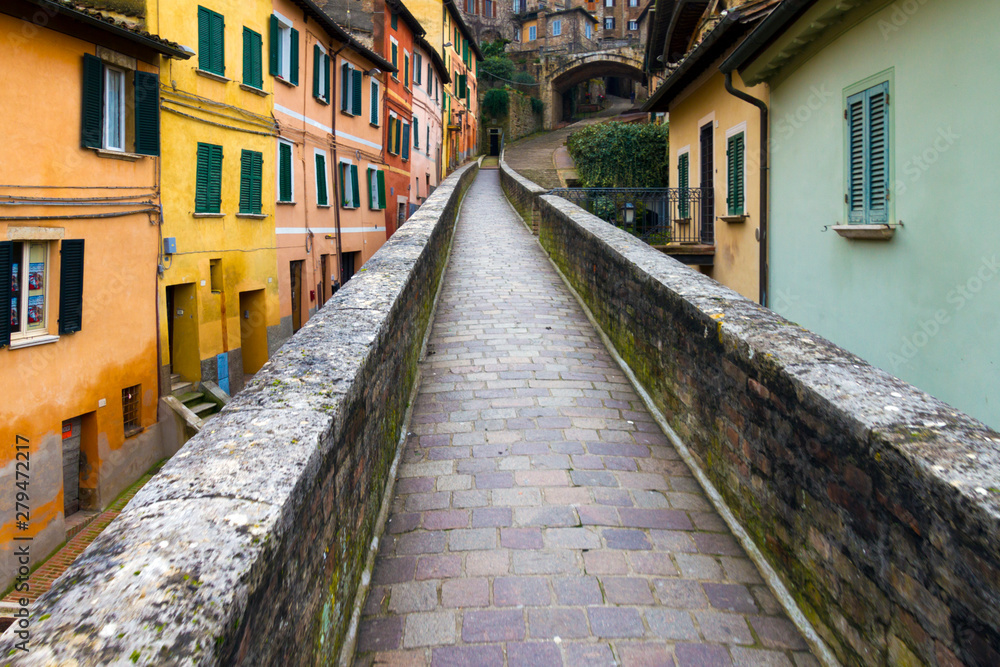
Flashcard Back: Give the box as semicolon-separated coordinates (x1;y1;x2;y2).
0;0;188;591
145;0;280;400
644;1;779;303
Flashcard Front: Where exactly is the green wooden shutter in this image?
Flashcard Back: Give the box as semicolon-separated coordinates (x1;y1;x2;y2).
339;163;348;206
240;149;253;213
81;54;104;149
195;142;211;212
402;122;410;160
847;91;866;224
391;42;398;69
324;54;331;104
404;54;409;88
279;142;293;202
316;153;328;206
459;74;467;98
867;83;889;224
213;11;225;75
313;44;321;98
367;168;375;209
59;240;85;334
413;117;420;149
377;170;386;210
209;145;223;213
726;134;744;216
134;70;160;156
678;153;689;219
269;15;279;75
341;62;350;111
391;12;398;30
289;28;299;85
350;164;360;208
352;69;362;115
395;118;402;154
251;151;262;213
370;80;379;125
244;28;262;88
198;7;211;71
0;242;11;347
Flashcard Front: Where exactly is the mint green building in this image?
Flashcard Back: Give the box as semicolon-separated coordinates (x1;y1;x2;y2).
724;0;1000;428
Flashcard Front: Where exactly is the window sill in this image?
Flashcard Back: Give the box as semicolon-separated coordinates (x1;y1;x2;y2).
317;204;332;209
196;69;230;83
93;148;145;161
275;75;297;88
675;217;692;225
9;334;59;350
124;426;144;439
832;224;897;240
277;200;296;205
193;212;225;218
370;122;381;128
719;214;747;224
240;83;268;97
236;213;268;219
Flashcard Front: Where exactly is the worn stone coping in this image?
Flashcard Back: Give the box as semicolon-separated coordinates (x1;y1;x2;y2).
538;190;1000;541
499;151;548;196
0;162;478;665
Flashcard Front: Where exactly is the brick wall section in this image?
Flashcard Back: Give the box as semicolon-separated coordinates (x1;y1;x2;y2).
499;152;547;234
498;159;1000;667
0;162;480;666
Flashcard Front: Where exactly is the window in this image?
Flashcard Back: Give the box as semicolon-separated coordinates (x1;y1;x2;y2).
390;11;398;30
370;78;380;125
404;52;410;89
388;114;399;155
426;123;430;149
278;140;294;203
726;133;745;216
239;149;263;214
313;44;331;103
195;143;223;213
315;151;330;206
269;14;299;84
414;52;423;85
629;0;639;6
604;17;615;30
402;121;411;160
846;80;891;225
678;152;690;218
2;237;84;347
467;0;475;12
605;0;614;6
585;22;592;39
210;259;222;292
528;25;537;41
243;28;263;89
552;19;562;36
339;161;360;208
391;39;398;77
81;55;159;155
485;0;493;18
198;6;225;76
414;116;420;149
122;384;141;434
368;167;387;209
341;62;362;115
628;20;638;31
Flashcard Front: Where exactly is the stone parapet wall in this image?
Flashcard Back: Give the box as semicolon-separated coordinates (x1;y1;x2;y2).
0;162;480;666
499;153;547;234
502;161;1000;666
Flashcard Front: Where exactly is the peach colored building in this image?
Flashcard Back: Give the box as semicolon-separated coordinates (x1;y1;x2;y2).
410;36;450;209
270;0;394;338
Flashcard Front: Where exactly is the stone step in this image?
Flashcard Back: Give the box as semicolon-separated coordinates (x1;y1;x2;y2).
189;402;217;416
171;381;194;396
170;373;181;382
177;391;205;405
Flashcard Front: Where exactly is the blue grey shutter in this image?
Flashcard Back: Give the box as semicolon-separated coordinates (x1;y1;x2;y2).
402;122;410;160
846;91;866;224
370;81;379;125
134;70;160;156
867;83;889;224
413;116;419;149
81;54;103;149
0;242;10;347
341;63;350;111
59;240;85;334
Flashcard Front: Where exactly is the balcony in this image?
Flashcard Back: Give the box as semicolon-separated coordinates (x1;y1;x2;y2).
549;187;715;264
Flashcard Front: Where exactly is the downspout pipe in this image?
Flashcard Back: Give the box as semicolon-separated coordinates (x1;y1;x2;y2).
723;70;768;306
330;43;347;283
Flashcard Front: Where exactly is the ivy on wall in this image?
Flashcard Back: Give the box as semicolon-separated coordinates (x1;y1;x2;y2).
482;89;510;118
567;122;670;188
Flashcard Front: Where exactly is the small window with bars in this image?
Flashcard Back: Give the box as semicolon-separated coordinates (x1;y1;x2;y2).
122;384;141;435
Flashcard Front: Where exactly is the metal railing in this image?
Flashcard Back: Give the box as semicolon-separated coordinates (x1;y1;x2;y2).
548;187;714;245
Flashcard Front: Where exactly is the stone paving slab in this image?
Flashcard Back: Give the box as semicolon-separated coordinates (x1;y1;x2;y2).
354;171;817;667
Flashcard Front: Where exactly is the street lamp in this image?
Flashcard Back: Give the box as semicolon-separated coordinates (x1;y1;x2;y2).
622;202;635;226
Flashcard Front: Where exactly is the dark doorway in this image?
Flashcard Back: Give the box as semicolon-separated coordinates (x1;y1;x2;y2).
489;128;501;156
290;260;303;333
320;254;330;305
62;417;82;516
700;123;715;243
341;251;359;283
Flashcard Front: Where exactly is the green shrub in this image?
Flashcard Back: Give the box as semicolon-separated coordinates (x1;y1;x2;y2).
512;71;536;85
567;122;669;187
482;39;509;59
482;89;510;118
480;56;515;83
530;97;544;114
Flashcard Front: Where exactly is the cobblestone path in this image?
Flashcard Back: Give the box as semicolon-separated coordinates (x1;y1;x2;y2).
354;170;816;666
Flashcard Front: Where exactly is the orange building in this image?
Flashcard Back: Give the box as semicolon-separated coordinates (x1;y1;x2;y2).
0;0;188;590
444;3;483;173
270;0;394;337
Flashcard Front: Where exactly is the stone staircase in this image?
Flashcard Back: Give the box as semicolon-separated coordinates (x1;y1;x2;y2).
170;374;220;420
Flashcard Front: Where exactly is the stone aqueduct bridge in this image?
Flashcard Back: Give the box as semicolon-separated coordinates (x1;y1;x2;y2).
538;46;645;129
1;158;999;666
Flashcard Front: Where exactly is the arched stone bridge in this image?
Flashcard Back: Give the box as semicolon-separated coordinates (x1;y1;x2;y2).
539;45;645;128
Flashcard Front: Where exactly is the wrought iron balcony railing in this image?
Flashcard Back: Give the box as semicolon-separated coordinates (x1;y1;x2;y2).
549;187;714;246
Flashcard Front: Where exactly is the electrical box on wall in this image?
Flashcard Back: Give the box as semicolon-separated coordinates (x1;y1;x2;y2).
163;237;177;255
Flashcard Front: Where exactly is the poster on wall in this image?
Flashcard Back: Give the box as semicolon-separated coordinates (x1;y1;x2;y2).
10;297;17;327
11;264;18;293
28;263;44;291
27;295;43;326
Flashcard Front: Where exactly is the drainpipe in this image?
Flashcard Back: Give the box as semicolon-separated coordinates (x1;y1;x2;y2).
724;70;768;306
330;43;347;283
